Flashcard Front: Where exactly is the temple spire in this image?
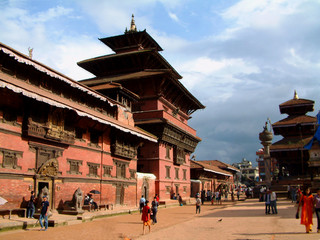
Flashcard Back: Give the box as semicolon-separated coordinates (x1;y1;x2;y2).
293;90;299;100
129;14;137;32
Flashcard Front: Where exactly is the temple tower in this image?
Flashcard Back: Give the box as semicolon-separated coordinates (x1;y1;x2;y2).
270;91;316;179
78;16;205;200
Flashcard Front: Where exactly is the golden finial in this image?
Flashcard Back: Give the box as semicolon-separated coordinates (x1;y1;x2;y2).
293;90;299;100
130;14;137;32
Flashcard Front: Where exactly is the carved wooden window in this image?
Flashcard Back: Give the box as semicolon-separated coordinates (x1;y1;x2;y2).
129;169;136;179
183;169;187;180
165;166;171;179
175;168;179;179
89;130;101;146
75;128;84;140
87;162;100;177
165;145;171;159
173;147;185;165
114;160;128;179
2;109;17;123
0;148;23;170
103;165;113;177
165;186;171;194
67;159;82;175
183;186;187;193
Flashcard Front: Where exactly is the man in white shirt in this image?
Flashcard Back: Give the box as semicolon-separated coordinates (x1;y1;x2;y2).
270;189;278;214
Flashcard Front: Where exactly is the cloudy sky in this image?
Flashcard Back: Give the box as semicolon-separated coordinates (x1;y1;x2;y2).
1;0;320;166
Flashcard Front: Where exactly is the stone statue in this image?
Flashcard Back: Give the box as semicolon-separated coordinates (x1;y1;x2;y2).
38;186;50;207
28;47;33;59
73;187;83;211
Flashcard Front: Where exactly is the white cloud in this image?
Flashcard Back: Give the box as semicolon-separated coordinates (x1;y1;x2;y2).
168;12;179;23
219;0;305;39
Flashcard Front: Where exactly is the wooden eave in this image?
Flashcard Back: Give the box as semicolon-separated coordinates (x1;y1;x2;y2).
201;160;240;173
270;136;313;151
134;118;202;142
77;49;182;79
272;115;316;127
190;160;232;177
91;82;140;100
79;70;167;86
80;70;205;112
280;98;314;107
0;42;117;107
99;30;163;52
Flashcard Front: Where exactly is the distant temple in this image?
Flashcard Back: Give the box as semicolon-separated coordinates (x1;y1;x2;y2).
270;91;316;182
79;15;205;201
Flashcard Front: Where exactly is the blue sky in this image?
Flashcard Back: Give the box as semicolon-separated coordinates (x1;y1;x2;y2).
1;0;320;166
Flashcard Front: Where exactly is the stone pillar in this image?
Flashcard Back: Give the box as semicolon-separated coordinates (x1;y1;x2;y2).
259;120;273;187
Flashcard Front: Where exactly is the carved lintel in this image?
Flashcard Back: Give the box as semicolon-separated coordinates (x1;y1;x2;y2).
38;158;59;177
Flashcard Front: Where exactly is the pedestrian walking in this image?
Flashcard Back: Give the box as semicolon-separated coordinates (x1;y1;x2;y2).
196;194;201;214
141;200;151;234
270;189;277;214
139;195;146;214
39;195;49;231
27;191;35;218
237;190;240;201
151;197;159;224
314;189;320;233
296;187;314;233
178;194;183;206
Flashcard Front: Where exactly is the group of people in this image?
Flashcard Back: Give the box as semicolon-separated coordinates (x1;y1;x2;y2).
296;187;320;233
139;194;159;234
263;188;278;215
26;191;50;231
84;193;98;210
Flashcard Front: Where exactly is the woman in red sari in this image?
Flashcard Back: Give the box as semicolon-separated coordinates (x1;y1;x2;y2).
297;187;314;233
141;200;151;234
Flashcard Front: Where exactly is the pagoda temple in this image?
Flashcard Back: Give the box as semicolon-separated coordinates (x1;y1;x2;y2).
79;15;205;200
270;91;316;180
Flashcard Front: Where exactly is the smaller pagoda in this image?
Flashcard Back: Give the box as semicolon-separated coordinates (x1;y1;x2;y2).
270;91;316;179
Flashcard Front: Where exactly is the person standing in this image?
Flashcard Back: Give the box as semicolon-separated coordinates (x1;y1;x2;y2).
291;186;297;203
151;197;159;224
201;190;205;205
27;191;35;218
270;189;277;214
39;195;49;231
264;189;271;215
139;195;146;214
297;187;314;233
237;190;240;201
141;200;151;234
196;194;201;214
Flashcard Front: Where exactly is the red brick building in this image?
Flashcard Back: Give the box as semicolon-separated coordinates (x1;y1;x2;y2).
79;16;205;201
0;42;157;210
190;160;239;197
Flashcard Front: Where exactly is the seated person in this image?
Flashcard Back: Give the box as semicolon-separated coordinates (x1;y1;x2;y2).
88;194;98;210
84;195;90;205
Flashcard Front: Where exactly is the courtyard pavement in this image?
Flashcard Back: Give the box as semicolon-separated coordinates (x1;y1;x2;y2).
0;197;319;240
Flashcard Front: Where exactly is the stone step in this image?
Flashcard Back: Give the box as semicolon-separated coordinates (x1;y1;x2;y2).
67;220;82;225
